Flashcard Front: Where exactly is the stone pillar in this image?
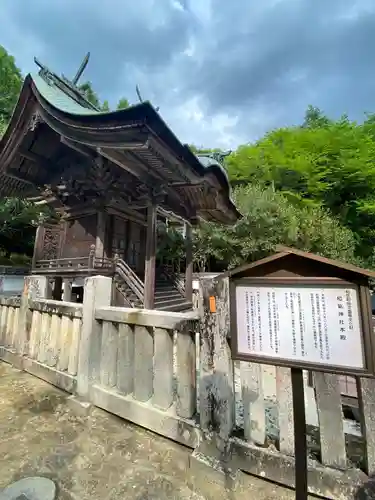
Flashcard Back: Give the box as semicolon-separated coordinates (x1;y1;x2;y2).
76;275;112;399
18;275;49;356
144;204;157;309
63;279;73;302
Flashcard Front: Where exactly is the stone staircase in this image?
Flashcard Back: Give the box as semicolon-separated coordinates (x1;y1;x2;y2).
113;260;192;312
154;275;192;312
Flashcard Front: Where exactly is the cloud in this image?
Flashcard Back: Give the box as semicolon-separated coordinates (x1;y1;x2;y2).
1;0;374;148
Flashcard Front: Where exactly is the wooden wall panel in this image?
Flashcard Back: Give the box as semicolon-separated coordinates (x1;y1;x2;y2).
61;215;97;258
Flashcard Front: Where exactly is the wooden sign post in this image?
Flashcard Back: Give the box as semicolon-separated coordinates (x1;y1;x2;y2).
225;246;375;500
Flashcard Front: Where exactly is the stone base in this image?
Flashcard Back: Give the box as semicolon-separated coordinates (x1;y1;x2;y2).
188;449;238;500
67;395;92;417
188;450;297;500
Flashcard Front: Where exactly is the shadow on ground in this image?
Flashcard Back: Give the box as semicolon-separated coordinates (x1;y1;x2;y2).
0;362;300;500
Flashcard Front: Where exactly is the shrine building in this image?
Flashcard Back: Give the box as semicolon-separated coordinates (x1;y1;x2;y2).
0;56;240;310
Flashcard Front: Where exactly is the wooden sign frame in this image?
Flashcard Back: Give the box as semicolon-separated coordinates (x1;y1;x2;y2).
229;276;375;377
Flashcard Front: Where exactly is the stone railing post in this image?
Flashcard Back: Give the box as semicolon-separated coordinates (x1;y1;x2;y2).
189;275;236;497
197;276;235;454
76;275;112;399
18;275;49;357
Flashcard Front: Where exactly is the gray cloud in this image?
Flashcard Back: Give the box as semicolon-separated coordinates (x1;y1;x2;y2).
1;0;374;147
1;0;196;100
178;0;375;121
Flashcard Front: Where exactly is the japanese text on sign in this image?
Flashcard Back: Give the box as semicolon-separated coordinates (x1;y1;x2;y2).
235;285;364;369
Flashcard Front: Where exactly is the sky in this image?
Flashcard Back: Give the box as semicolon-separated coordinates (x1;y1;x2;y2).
1;0;375;149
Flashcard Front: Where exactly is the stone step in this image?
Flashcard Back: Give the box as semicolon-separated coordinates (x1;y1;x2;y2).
157;300;193;312
154;290;183;299
154;296;188;308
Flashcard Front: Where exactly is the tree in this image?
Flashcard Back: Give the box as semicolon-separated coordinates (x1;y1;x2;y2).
0;116;7;138
0;198;53;258
0;46;23;123
302;105;332;129
78;82;130;111
226;110;375;262
101;100;110;112
192;184;361;271
117;98;129;110
78;81;101;108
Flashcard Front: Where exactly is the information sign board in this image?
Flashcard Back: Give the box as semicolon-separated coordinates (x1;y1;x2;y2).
231;281;371;374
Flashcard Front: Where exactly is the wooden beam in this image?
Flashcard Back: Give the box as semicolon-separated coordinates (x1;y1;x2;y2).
107;205;147;226
185;222;193;303
61;136;96;159
32;225;43;269
19;149;51;168
100;148;193;219
144;204;157;309
95;211;108;259
52;277;63;300
99;148;155;186
147;135;198;183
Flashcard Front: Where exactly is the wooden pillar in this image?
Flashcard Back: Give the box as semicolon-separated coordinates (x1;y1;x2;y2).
52;277;63;300
31;225;44;270
95;211;107;259
185;222;193;302
144;204;157;309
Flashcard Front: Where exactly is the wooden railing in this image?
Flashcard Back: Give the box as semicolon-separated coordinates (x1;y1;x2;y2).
34;256;93;272
33;253;114;274
114;258;144;304
160;264;185;296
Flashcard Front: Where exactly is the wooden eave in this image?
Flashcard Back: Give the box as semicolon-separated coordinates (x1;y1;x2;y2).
0;74;240;224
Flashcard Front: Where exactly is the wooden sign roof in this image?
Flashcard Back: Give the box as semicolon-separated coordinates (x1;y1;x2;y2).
221;246;375;282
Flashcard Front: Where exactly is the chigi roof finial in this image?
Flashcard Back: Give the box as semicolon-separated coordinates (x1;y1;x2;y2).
72;52;90;85
33;52;99;111
136;84;160;112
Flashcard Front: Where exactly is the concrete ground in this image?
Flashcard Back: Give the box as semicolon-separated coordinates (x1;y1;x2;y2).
0;361;299;500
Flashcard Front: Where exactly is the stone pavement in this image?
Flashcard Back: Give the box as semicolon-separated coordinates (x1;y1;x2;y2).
0;362;300;499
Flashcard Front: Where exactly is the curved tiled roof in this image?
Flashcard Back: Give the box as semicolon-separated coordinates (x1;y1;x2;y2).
32;70;235;200
0;65;241;222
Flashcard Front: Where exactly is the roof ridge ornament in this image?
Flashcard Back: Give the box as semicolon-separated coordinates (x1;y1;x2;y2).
136;84;160;112
198;151;232;164
34;53;99;112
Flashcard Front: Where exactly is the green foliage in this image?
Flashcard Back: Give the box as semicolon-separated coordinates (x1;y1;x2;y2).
0;116;7;138
0;198;51;257
226;110;375;262
157;222;185;262
101;99;110;112
117;98;129;110
78;83;130;111
302;105;332;129
0;46;23;122
1;44;374;272
192;184;360;270
78;81;101;108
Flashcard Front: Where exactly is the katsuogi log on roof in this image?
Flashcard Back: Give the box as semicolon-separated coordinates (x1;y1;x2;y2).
0;57;240;225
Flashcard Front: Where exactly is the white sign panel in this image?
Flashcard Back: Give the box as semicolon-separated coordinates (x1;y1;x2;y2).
235;284;365;369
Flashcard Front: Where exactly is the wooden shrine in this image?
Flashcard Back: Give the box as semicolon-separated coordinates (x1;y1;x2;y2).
0;55;240;310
